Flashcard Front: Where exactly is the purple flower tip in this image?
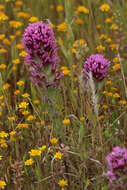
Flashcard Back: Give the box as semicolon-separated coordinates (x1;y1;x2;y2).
83;54;110;81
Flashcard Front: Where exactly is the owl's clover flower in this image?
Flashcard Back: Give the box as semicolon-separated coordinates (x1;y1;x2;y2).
83;54;110;81
105;146;127;186
23;21;62;87
106;146;127;171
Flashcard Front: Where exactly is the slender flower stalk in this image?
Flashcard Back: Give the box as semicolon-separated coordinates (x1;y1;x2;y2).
82;54;110;147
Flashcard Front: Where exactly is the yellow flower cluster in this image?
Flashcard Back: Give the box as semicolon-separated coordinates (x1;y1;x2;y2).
0;12;8;22
100;3;110;12
76;5;89;14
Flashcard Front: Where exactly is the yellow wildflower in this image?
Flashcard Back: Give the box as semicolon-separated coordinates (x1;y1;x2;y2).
12;65;17;72
110;24;118;30
0;48;7;54
9;20;23;28
14;89;20;95
16;123;29;129
54;151;63;160
105;38;112;44
112;64;120;72
106;80;112;85
50;138;58;145
19;51;27;57
13;59;20;65
0;34;5;40
2;38;10;45
17;80;24;87
29;16;38;23
56;5;64;12
0;139;7;148
119;100;126;105
0;180;6;189
76;5;89;14
96;45;105;53
100;34;107;40
110;44;117;51
103;104;108;109
57;22;67;32
25;158;34;166
58;179;68;189
100;3;110;12
3;83;10;90
19;101;29;109
10;131;16;141
75;18;84;25
21;110;30;116
29;149;41;157
0;12;8;22
105;17;112;24
10;35;15;41
16;43;24;50
17;12;30;19
63;118;70;125
39;145;46;152
107;92;113;97
62;69;71;76
0;64;6;70
113;93;120;98
16;30;22;37
61;66;71;76
22;93;30;98
0;131;8;138
113;57;119;63
27;115;36;121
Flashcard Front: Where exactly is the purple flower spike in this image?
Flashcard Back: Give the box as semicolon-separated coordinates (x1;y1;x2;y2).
23;21;62;87
106;146;127;171
105;146;127;188
83;54;110;81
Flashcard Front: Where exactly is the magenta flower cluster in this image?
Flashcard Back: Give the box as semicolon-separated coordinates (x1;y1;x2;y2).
23;21;62;87
83;54;110;81
105;146;127;184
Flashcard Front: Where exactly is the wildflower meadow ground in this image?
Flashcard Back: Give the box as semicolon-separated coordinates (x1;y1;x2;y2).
0;0;127;189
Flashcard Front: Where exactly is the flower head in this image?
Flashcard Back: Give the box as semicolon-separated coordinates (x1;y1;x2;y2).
0;180;6;189
100;3;110;12
58;179;68;190
25;158;34;166
23;21;62;87
106;146;127;171
105;146;127;186
83;54;110;81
